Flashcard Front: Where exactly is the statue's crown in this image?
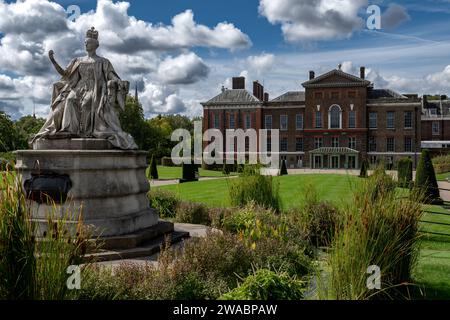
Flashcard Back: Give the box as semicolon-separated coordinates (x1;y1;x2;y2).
86;27;99;40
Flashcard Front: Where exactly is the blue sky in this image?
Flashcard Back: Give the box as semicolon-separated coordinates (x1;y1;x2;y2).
2;0;450;119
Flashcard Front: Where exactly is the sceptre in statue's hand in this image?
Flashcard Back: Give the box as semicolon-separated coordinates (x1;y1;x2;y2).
48;50;66;77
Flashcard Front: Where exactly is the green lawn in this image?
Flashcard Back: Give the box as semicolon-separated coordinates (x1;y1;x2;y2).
414;204;450;299
436;172;450;182
149;165;236;180
155;174;362;210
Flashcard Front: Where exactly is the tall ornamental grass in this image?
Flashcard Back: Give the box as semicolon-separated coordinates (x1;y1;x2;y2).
327;171;424;300
0;171;90;300
228;164;281;212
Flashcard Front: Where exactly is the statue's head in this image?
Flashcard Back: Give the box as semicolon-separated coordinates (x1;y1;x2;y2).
85;27;99;52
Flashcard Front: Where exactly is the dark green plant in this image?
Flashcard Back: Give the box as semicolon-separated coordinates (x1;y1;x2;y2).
148;155;159;180
222;162;230;175
415;149;441;203
219;269;305;300
148;189;179;218
397;157;413;188
180;163;198;182
359;158;369;178
280;160;288;176
228;168;281;212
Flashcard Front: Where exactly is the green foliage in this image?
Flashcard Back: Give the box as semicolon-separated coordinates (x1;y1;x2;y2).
415;149;441;203
148;155;159;180
280;160;288;176
220;269;305;300
328;175;424;300
222;162;231;175
0;112;18;152
229;166;281;212
289;185;340;247
359;158;369;178
368;163;397;201
397;157;413;188
148;189;179;218
432;154;450;174
181;163;198;182
14;116;46;149
175;201;211;225
0;171;90;299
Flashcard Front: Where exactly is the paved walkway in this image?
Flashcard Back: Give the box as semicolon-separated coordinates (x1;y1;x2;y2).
150;175;237;187
438;181;450;202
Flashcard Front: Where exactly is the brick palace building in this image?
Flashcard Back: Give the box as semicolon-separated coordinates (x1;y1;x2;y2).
201;67;450;169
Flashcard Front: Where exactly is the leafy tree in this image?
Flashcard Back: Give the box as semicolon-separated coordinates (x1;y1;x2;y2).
415;149;441;203
14;115;46;149
0;112;17;152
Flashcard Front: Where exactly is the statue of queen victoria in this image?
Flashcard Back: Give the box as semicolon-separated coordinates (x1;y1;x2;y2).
32;27;138;150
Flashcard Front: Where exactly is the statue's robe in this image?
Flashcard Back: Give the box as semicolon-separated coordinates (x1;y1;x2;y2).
32;56;137;150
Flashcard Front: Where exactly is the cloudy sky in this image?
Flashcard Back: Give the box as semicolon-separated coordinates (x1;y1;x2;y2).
2;0;450;119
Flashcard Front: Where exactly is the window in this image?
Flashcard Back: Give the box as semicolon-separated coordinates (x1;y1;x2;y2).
429;108;438;117
369;112;377;128
348;110;356;128
295;137;304;151
432;121;440;135
387;112;395;129
348;91;356;98
315;111;322;128
329;105;341;129
404;111;413;129
331;92;339;99
369;136;377;152
348;137;356;150
314;137;323;149
314;92;323;99
386;137;395;152
229;114;235;129
245;114;251;129
265;115;272;129
280;137;288;152
213;113;220;129
332;137;339;148
280;115;288;131
370;156;377;165
267;137;271;152
404;137;413;152
296;114;303;130
245;137;250;152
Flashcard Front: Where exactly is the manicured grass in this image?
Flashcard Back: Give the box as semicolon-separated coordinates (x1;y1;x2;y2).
414;204;450;299
436;172;450;182
148;166;236;180
155;174;362;210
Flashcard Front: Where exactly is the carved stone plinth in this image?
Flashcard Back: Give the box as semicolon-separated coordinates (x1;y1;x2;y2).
15;139;158;237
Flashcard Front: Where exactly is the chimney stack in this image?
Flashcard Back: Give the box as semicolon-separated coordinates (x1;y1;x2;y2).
232;76;245;89
253;81;264;101
360;66;366;79
264;92;269;102
309;71;315;80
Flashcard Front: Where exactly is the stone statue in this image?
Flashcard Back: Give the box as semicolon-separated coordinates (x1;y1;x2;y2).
32;27;138;150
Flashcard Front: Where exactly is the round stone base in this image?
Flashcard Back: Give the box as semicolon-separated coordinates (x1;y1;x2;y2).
15;148;158;237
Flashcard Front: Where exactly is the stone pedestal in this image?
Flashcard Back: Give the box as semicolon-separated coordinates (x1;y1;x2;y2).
15;139;159;237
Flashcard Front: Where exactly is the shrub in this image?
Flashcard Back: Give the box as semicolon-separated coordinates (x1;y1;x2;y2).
175;201;211;225
328;177;424;300
397;157;413;188
180;163;198;182
148;155;159;180
228;167;281;212
289;185;339;247
432;154;450;174
148;189;179;218
280;160;288;176
415;149;441;203
359;158;368;178
161;156;175;167
222;162;230;175
367;163;397;201
220;269;305;300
